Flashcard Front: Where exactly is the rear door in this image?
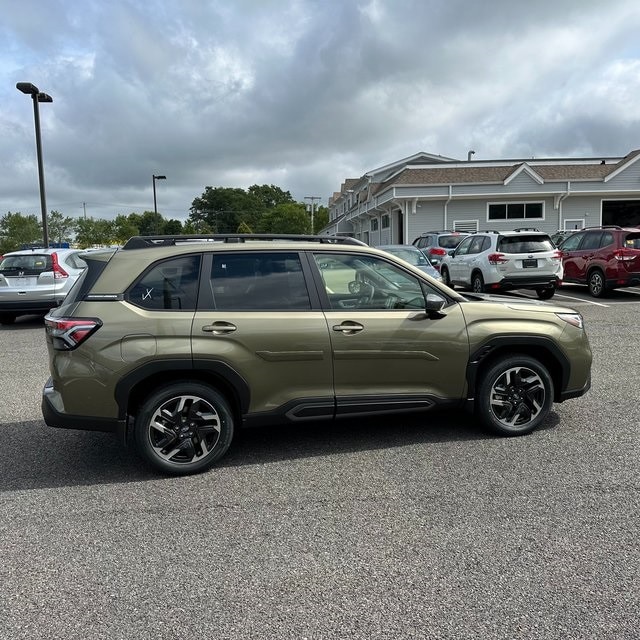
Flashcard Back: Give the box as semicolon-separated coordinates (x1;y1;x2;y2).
559;231;588;282
192;251;334;419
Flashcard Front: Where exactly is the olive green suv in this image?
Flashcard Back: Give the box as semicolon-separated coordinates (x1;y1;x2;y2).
42;234;592;475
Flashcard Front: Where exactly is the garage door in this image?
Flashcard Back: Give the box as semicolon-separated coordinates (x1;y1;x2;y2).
602;200;640;226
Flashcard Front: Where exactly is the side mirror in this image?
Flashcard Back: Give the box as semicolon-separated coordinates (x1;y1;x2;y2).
425;293;446;317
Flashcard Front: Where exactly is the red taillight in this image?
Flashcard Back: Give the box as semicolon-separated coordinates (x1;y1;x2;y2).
552;250;562;261
45;316;102;350
613;249;638;262
51;252;69;279
488;253;508;265
430;247;447;256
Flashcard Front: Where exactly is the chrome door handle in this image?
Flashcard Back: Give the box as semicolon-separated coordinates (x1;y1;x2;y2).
332;321;364;335
202;322;237;335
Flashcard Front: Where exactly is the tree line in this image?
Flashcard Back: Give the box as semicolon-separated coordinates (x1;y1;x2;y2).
0;184;329;253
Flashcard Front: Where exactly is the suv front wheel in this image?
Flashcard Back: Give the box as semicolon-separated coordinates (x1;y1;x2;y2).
134;382;235;475
476;355;553;436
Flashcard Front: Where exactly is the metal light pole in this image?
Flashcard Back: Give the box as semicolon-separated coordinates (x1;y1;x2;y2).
152;174;166;216
16;82;53;248
305;196;321;234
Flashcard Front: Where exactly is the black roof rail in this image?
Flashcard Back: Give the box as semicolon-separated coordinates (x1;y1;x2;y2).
122;234;367;250
583;225;622;230
513;227;540;232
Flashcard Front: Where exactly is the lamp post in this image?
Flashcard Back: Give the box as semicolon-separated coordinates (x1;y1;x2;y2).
305;196;321;234
152;174;166;216
16;82;53;248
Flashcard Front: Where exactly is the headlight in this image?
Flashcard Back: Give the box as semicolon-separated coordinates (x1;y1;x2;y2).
556;312;584;329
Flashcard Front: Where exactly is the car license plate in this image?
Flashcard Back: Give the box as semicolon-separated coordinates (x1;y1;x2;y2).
522;259;537;268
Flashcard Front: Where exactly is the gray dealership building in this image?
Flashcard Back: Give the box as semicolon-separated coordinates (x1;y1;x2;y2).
324;149;640;246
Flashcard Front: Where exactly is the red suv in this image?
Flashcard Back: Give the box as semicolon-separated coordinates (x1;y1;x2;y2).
559;225;640;297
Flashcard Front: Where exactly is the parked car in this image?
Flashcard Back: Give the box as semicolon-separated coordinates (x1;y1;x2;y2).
439;229;562;299
377;244;443;281
42;233;591;476
412;231;469;270
0;247;88;324
558;225;640;297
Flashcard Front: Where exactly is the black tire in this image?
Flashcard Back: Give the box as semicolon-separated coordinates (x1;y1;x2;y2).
0;314;16;325
471;272;485;293
587;269;606;298
476;355;554;436
134;381;234;475
536;286;556;300
440;267;452;288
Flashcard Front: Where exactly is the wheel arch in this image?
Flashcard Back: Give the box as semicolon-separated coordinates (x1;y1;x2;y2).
466;336;568;403
115;359;249;427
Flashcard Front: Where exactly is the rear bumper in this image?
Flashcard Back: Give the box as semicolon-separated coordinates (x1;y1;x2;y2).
491;275;560;291
42;377;124;435
0;299;58;314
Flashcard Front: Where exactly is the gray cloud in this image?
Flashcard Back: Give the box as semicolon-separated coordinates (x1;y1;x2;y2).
1;0;639;221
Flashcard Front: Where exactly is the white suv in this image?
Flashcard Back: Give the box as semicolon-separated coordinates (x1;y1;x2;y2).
439;229;562;299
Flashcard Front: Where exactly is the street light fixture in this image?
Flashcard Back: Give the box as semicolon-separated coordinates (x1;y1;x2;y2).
16;82;53;248
152;174;167;216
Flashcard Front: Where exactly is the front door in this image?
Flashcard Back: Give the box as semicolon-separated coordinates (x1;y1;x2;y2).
312;251;469;416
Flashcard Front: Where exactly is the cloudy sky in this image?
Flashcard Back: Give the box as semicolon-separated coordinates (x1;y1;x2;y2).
1;0;639;223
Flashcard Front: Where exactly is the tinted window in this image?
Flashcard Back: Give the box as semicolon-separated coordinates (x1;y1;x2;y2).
127;255;201;310
600;232;614;248
0;254;52;274
623;233;640;249
580;232;602;250
439;235;466;249
559;232;584;251
209;252;310;310
498;235;554;253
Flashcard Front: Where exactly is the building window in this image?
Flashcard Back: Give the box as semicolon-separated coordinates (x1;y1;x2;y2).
381;214;390;229
488;202;543;220
371;218;379;231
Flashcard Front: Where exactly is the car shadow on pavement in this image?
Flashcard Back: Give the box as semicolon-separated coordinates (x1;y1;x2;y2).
1;409;560;491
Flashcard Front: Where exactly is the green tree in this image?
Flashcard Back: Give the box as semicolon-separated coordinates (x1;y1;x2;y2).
164;219;183;234
48;210;76;246
113;214;140;245
190;187;263;233
182;219;213;234
74;217;115;248
247;184;294;209
0;212;42;253
257;203;310;234
313;205;329;234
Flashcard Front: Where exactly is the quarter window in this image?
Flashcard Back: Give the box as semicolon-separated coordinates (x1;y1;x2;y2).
127;255;201;310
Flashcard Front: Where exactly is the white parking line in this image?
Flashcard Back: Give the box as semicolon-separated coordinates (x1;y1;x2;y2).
554;292;609;307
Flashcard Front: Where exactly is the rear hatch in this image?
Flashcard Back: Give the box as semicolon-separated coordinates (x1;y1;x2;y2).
496;234;561;277
0;253;62;300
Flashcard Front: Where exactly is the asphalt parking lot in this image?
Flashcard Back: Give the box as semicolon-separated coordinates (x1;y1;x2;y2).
1;287;638;640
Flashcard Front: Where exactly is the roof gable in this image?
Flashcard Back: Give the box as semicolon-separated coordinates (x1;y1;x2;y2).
603;149;640;182
504;163;544;185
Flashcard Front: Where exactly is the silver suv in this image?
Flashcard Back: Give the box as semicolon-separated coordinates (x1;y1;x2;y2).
412;231;469;270
0;247;87;324
440;229;562;299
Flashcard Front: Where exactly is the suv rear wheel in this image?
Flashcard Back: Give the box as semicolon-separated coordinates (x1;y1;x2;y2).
134;382;234;475
536;286;556;300
476;355;553;436
587;269;606;298
471;272;485;293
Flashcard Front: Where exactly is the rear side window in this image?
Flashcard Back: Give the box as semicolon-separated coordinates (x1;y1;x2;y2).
208;252;311;310
127;255;201;310
0;254;52;274
498;235;554;253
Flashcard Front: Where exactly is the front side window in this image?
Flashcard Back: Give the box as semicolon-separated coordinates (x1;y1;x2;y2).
127;255;201;310
559;232;584;251
314;253;427;310
209;252;311;310
488;202;543;220
454;236;475;256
